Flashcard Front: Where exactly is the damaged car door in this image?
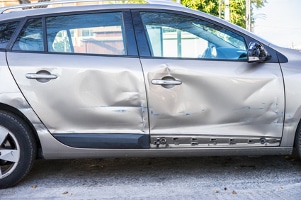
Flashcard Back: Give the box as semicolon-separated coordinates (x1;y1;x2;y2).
136;11;285;148
7;11;149;149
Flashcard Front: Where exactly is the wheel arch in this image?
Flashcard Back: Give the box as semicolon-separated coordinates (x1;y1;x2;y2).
292;119;301;158
0;102;42;158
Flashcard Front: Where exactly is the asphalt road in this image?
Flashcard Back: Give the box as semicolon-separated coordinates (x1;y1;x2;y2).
1;155;301;199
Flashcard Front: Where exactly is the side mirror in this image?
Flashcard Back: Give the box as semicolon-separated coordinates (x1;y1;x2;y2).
247;42;270;63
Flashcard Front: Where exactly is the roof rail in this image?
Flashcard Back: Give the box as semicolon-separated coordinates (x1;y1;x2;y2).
0;0;124;14
0;0;182;14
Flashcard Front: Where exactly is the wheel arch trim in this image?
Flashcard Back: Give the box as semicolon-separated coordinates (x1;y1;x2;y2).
0;102;44;156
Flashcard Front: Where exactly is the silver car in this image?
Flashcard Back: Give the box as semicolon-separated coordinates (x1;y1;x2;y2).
1;0;301;188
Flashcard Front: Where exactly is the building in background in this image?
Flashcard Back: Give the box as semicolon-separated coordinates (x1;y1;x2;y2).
1;0;23;7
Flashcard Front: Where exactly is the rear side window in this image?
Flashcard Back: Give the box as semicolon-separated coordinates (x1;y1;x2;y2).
0;21;19;49
46;12;126;55
12;18;44;51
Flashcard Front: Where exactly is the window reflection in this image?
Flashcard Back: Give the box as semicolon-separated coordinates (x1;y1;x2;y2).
12;18;44;51
46;12;126;55
0;21;19;49
141;12;247;60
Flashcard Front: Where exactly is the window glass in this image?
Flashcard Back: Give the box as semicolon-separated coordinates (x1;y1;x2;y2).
0;21;19;49
12;18;44;51
46;12;126;55
51;30;72;53
140;12;247;60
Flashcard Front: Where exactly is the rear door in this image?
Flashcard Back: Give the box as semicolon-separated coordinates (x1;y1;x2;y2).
7;11;149;149
134;11;284;148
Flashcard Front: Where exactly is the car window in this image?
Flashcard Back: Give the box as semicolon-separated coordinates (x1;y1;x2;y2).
140;12;247;60
46;12;126;55
0;21;19;49
12;18;44;51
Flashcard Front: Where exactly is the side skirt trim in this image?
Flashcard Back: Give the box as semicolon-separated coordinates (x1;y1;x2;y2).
44;147;293;159
150;135;281;148
53;133;150;149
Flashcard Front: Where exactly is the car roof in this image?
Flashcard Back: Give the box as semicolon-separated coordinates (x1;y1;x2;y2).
0;2;221;26
1;4;181;18
0;0;182;15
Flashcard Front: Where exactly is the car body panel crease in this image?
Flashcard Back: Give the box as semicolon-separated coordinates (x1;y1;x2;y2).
141;58;285;138
7;53;149;134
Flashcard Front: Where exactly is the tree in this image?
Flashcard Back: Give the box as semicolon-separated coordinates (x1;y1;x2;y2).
181;0;267;29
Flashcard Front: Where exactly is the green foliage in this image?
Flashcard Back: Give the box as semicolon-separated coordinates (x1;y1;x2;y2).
181;0;267;28
230;0;246;28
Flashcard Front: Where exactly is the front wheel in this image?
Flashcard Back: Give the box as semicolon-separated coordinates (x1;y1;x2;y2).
0;111;36;189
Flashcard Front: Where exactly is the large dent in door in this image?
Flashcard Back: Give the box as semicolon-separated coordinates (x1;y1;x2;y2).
47;69;147;133
7;53;148;134
143;59;284;137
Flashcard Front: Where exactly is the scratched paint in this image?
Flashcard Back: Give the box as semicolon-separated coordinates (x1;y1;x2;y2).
141;58;285;137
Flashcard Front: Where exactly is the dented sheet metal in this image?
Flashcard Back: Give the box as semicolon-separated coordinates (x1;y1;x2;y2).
141;58;285;138
7;53;148;134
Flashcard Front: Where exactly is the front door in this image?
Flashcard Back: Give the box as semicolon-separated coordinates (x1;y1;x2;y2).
137;11;284;148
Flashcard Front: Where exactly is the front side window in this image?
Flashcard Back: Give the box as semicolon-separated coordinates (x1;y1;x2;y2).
12;18;44;51
0;21;19;49
140;12;247;60
46;12;126;55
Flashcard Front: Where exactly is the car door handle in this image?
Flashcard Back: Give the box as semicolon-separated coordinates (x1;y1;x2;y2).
151;79;182;85
26;73;57;80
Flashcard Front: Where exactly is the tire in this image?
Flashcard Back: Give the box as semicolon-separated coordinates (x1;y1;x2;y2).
0;111;36;189
294;121;301;159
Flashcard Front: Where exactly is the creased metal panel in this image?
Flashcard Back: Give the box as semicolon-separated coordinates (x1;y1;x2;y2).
7;53;148;134
141;58;284;138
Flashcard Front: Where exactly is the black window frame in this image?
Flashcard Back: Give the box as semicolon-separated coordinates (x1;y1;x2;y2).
131;9;279;63
7;9;138;57
11;17;45;52
0;19;21;51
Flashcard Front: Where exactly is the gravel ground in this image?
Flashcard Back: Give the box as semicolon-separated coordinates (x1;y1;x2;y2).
1;155;301;199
